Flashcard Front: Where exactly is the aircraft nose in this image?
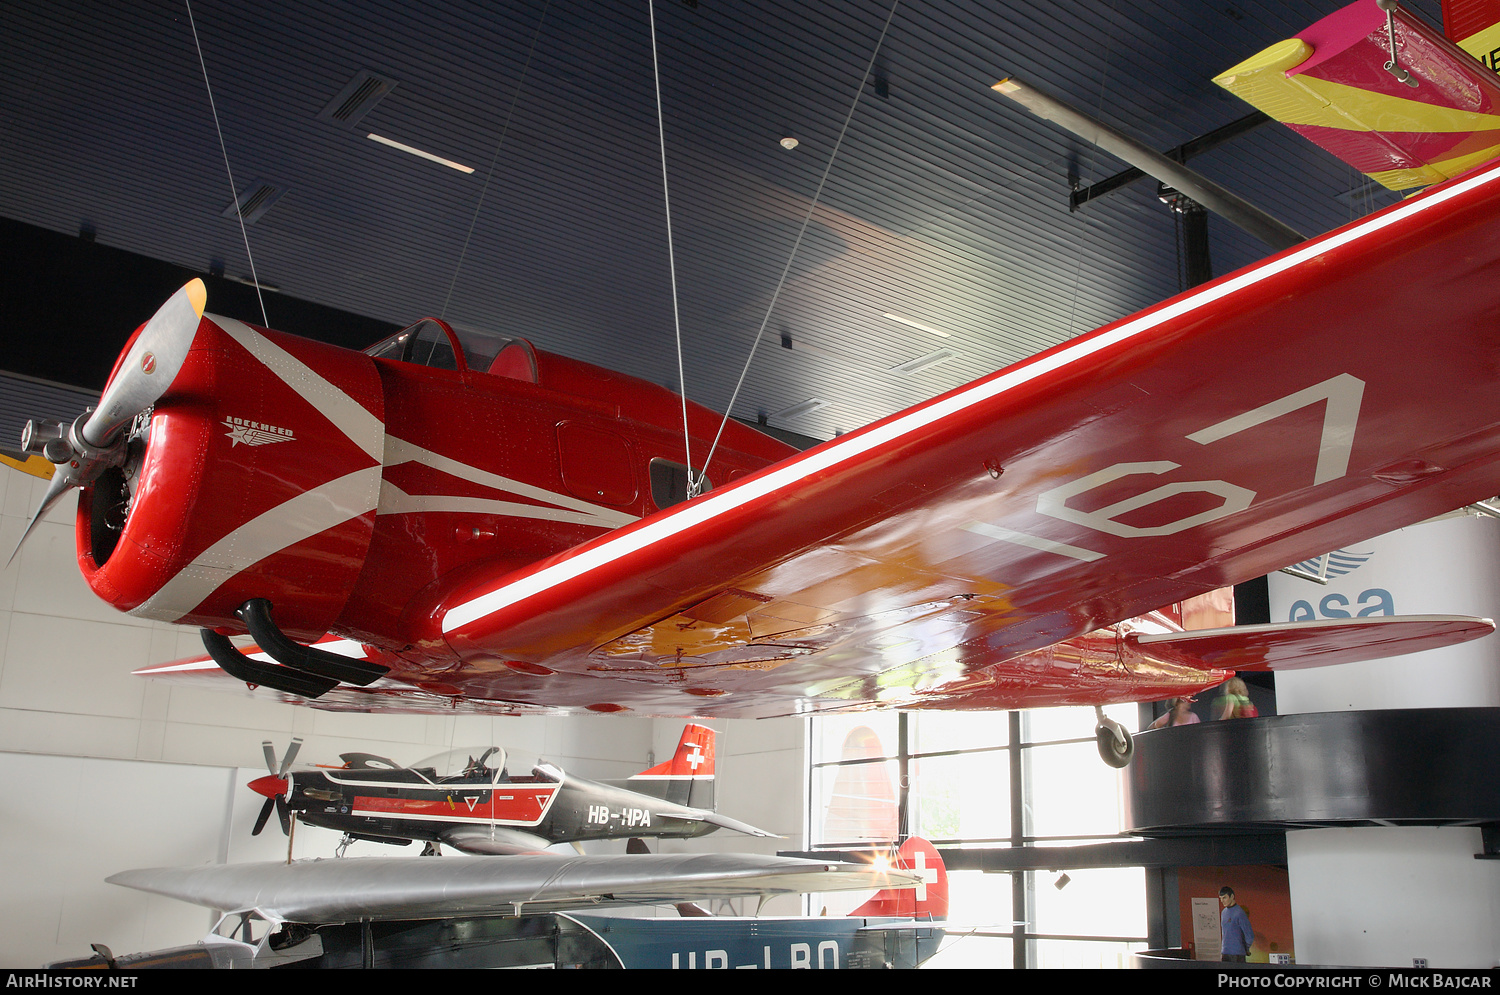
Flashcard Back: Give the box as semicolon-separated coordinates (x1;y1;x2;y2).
248;774;289;798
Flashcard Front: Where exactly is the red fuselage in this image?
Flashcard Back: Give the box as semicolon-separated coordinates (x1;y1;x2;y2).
76;316;793;675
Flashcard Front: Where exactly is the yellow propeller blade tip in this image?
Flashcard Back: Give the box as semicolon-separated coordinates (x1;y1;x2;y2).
185;278;207;318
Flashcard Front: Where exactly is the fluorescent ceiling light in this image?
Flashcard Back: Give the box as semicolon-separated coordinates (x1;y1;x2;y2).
883;313;952;338
889;349;957;375
367;133;475;173
771;398;828;421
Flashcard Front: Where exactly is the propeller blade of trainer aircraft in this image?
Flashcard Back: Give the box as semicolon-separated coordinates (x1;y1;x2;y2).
277;738;302;778
252;798;275;837
261;741;279;777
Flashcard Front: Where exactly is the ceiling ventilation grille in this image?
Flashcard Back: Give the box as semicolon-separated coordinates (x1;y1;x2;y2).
317;70;397;128
221;180;286;224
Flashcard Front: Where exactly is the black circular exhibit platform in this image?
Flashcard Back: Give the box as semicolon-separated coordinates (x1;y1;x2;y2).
1124;707;1500;833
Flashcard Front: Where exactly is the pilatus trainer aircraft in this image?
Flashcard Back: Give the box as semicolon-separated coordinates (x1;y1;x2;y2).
247;724;772;854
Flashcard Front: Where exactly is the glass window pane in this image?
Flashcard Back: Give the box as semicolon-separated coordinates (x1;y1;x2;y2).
1022;702;1134;745
810;757;899;846
947;869;1013;930
923;934;1012;969
1023;740;1126;839
406;319;458;370
908;710;1008;753
1030;938;1147;969
909;752;1009;843
812;713;898;763
921;869;1016;967
1031;867;1146;938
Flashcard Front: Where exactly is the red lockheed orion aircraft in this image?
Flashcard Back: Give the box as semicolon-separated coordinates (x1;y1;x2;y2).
15;1;1500;765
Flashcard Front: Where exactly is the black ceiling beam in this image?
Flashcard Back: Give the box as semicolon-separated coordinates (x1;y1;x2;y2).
782;833;1287;872
1070;111;1273;211
0;218;401;392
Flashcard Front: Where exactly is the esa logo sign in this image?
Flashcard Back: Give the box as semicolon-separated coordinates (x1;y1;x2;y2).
1288;589;1394;621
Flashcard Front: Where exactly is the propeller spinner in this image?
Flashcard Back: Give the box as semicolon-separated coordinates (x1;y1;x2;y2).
249;737;302;837
10;279;207;562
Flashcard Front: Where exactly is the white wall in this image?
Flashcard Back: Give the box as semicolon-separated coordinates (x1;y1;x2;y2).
1287;828;1500;969
0;465;804;966
1266;514;1500;713
1267;517;1500;968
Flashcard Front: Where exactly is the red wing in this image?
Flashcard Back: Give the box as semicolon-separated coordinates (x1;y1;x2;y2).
422;157;1500;717
1131;616;1496;673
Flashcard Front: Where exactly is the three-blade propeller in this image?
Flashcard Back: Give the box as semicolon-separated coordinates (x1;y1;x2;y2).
248;737;302;837
9;279;207;563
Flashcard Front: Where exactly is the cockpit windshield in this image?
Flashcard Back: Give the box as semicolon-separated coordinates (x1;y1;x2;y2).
411;746;508;784
364;319;535;382
364;319;461;370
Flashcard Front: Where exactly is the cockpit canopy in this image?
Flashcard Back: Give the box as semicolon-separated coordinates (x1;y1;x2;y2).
412;746;508;784
364;318;538;383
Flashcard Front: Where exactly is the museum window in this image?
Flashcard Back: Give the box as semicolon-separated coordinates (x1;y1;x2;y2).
806;704;1147;969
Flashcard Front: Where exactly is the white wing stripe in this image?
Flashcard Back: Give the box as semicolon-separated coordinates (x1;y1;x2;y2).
439;158;1500;635
963;521;1104;562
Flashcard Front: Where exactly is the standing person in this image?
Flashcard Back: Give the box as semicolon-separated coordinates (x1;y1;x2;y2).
1148;696;1200;729
1215;677;1257;720
1220;886;1253;962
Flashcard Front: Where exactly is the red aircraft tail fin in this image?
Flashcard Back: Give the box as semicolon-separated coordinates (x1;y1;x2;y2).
849;836;949;921
627;723;716;808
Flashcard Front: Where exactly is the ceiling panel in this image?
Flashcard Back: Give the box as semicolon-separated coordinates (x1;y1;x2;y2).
0;0;1436;439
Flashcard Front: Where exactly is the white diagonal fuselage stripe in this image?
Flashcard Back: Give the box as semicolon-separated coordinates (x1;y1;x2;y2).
440;159;1500;635
378;481;634;528
381;436;637;527
212;315;385;464
130;467;382;621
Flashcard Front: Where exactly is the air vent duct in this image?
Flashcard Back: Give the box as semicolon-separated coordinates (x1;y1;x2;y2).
318;70;397;128
221;180;286;224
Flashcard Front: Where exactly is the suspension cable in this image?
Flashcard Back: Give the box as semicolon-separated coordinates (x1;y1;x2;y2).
441;0;554;321
697;0;901;485
646;0;697;493
184;0;268;327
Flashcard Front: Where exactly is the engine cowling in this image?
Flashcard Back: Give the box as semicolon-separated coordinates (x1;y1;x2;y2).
77;313;385;641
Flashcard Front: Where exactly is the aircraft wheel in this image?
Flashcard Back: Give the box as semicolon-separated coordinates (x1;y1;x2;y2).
1096;724;1133;768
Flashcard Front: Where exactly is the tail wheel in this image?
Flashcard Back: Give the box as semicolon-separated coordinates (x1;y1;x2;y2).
1093;707;1133;768
1095;724;1133;768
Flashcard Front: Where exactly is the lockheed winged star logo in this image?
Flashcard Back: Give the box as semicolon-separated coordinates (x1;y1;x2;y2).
223;416;295;448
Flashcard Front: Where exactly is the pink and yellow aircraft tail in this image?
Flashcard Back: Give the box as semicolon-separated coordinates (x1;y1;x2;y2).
1215;0;1500;190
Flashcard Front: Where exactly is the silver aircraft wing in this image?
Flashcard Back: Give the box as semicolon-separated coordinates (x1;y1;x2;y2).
659;808;782;838
107;852;916;922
